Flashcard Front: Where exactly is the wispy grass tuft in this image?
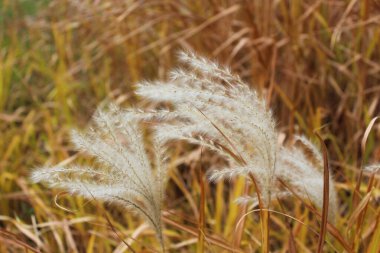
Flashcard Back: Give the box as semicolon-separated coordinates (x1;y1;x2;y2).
137;51;338;222
31;105;168;251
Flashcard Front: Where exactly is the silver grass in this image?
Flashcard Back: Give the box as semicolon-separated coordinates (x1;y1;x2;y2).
364;163;380;173
277;136;338;221
136;51;337;221
31;106;167;249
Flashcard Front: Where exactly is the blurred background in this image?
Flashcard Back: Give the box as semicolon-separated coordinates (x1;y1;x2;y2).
1;0;379;252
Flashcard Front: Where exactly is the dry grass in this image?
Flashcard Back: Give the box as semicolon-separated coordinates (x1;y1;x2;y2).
1;0;380;252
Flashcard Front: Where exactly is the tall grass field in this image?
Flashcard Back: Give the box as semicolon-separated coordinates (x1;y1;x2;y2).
1;0;380;252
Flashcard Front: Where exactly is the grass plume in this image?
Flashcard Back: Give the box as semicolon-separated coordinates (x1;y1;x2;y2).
31;105;168;251
137;51;338;221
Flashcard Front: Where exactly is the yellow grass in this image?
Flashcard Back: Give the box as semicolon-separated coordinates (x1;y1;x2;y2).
1;0;379;252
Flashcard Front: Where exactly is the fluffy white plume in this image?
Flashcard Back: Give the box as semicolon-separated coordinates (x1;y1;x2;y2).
137;51;277;204
136;51;337;220
364;163;380;173
277;137;338;221
31;106;167;248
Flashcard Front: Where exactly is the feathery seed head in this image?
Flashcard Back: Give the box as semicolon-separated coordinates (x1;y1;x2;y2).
32;105;168;250
136;50;337;220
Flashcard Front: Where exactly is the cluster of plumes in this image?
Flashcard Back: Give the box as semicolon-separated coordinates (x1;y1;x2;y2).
31;106;167;248
31;51;338;250
136;51;337;221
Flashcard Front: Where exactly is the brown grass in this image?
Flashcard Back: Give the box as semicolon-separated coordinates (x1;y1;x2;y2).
1;0;380;252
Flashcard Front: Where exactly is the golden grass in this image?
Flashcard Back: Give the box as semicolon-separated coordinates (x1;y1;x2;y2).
1;0;380;252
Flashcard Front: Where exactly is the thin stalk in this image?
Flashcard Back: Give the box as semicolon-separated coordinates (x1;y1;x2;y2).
315;132;330;253
249;173;269;253
197;148;205;253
